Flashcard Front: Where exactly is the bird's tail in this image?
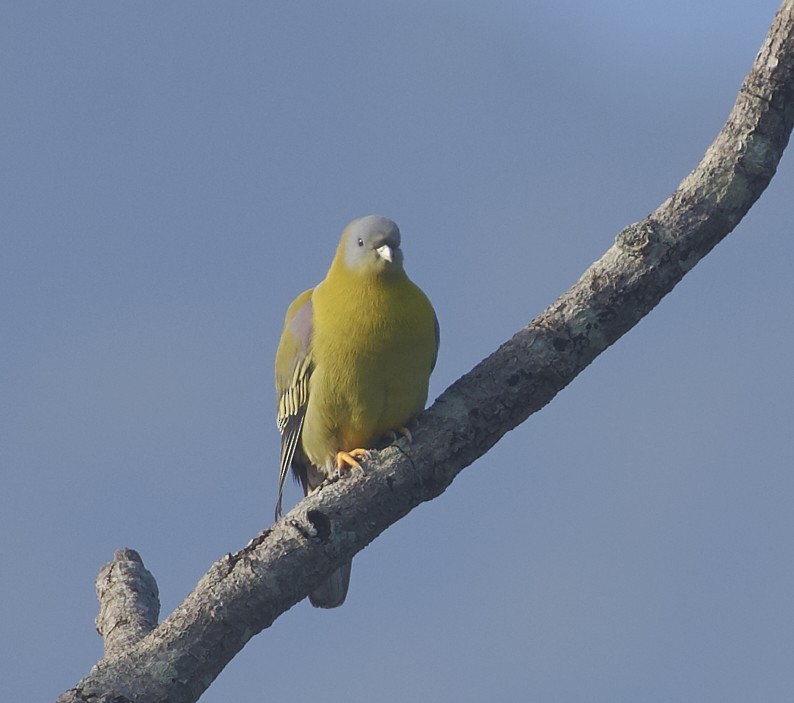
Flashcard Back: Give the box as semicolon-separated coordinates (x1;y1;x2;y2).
309;561;352;608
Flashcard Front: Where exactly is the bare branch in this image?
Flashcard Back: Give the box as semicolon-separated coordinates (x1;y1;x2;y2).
58;2;794;702
95;549;160;659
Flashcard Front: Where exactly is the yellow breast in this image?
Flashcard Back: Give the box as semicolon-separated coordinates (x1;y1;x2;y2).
301;269;436;471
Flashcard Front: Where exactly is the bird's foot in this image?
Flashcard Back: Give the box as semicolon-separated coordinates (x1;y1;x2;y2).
385;425;414;444
335;448;370;477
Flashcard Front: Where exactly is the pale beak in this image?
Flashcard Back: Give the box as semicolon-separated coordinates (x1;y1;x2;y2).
376;244;393;263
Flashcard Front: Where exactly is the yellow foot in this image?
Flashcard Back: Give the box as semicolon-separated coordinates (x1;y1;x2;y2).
385;426;414;444
336;448;370;475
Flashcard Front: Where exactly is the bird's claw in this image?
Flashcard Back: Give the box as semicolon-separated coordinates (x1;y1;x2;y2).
386;425;414;444
335;448;370;477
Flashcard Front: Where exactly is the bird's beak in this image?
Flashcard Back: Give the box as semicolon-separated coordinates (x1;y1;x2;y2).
376;244;393;263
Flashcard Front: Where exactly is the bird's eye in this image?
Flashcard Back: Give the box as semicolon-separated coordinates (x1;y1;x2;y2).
357;238;364;247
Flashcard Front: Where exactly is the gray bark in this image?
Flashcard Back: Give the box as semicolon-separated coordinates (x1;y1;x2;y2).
94;549;160;660
58;2;794;702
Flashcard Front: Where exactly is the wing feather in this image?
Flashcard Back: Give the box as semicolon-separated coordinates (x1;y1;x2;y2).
274;290;314;519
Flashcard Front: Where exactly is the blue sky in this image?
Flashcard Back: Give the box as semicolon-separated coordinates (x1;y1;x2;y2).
3;2;794;701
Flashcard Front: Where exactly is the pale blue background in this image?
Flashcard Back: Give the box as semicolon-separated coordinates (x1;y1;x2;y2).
3;2;794;701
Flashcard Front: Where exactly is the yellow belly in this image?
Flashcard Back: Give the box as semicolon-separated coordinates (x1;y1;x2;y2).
301;272;436;475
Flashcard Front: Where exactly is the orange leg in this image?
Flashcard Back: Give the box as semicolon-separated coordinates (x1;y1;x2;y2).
385;426;414;444
336;448;370;475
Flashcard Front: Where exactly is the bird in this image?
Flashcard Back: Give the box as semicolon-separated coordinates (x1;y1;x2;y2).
274;215;439;608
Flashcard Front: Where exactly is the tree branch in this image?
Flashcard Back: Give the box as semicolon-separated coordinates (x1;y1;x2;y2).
58;2;794;702
95;549;160;659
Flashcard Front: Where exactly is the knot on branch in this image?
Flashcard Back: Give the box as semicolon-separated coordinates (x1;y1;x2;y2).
614;219;666;259
306;510;332;542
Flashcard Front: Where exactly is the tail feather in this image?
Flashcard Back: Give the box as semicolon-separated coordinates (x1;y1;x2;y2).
309;561;352;609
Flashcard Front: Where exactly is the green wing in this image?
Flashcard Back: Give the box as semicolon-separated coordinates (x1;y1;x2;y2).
274;289;314;519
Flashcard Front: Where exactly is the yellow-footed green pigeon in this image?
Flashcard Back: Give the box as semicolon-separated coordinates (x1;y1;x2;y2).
275;215;438;607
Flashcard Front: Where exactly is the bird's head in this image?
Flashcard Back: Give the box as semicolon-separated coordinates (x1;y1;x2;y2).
336;215;404;276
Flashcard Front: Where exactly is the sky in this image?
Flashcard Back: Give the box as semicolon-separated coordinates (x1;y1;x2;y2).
3;2;794;701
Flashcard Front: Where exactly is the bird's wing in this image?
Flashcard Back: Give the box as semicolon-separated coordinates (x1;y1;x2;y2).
431;311;440;372
274;288;314;519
